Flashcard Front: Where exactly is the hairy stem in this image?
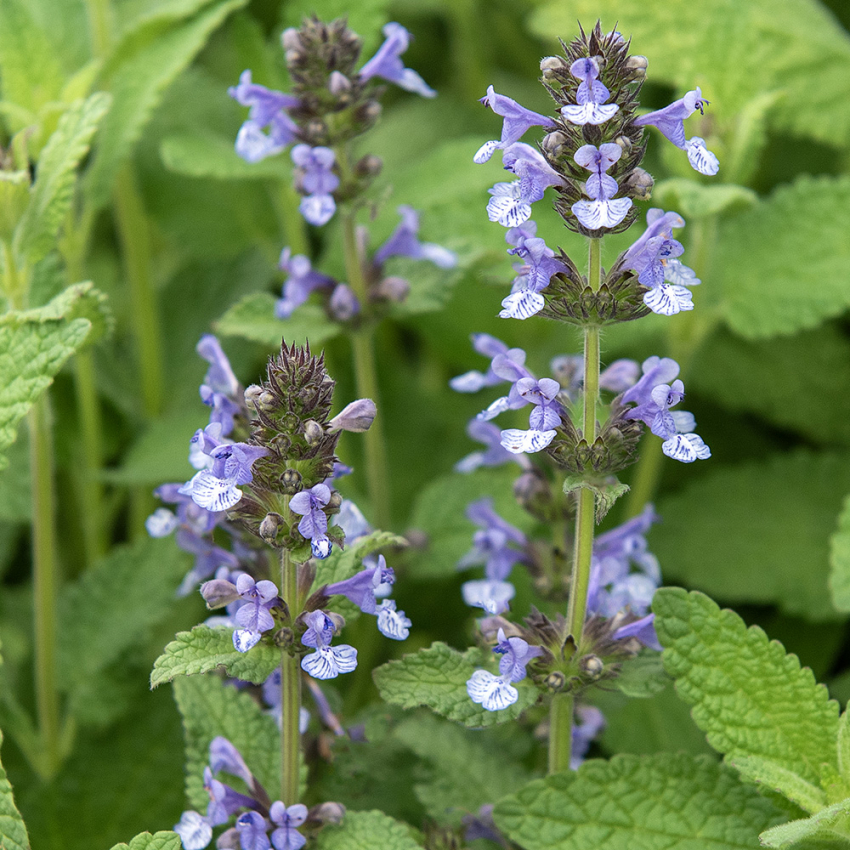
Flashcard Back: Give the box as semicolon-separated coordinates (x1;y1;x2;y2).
29;396;61;778
548;692;574;774
280;538;301;805
341;212;391;530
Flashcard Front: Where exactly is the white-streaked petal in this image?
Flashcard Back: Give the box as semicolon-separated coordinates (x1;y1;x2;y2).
145;508;178;538
377;600;411;640
300;194;336;226
499;289;545;320
644;284;694;316
560;102;619;125
462;579;515;613
330;644;358;673
311;536;332;559
662;433;711;463
500;428;557;454
474;140;500;163
175;811;212;850
686;137;719;176
232;629;262;653
301;647;340;679
189;471;242;512
477;396;511;421
572;197;632;229
487;195;532;228
664;258;701;287
454;451;484;473
466;670;519;711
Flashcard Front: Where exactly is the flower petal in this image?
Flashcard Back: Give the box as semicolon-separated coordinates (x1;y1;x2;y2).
661;433;711;462
466;670;519;711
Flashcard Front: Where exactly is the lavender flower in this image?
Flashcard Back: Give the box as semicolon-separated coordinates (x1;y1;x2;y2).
328;284;360;320
376;599;412;640
614;613;662;651
449;334;527;393
236;811;270;850
289;483;333;558
634;88;719;175
515;378;562;430
198;335;240;398
359;22;436;98
560;57;619;126
474;86;555;164
500;230;565;320
467;628;542;711
270;802;308;850
487;144;564;228
325;556;395;615
180;441;269;513
275;249;337;319
291;145;339;226
175;811;212;850
232;575;280;653
300;611;358;679
454;419;531;473
229;71;299;163
374;205;457;268
571;143;632;230
205;766;256;825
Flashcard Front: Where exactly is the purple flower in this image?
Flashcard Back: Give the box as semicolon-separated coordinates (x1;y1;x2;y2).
199;386;240;436
300;611;358;679
325;555;395;615
474;86;555;163
494;628;543;681
500;232;565;320
175;529;240;596
487;144;564;228
236;811;270;850
515;377;562;430
461;579;516;615
291;145;339;226
229;70;298;123
359;22;436;98
229;71;299;164
270;802;308;850
275;249;337;319
289;483;333;559
197;335;240;398
232;575;280;653
561;57;619;126
205;766;256;825
571;705;606;769
455;419;531;473
449;334;524;393
175;811;212;850
634;88;719;175
614;613;662;651
333;499;371;542
571;143;633;230
374;205;457;268
376;599;411;640
181;442;269;513
146;507;179;538
466;669;519;711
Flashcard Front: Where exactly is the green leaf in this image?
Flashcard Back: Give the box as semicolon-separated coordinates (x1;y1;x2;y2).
151;625;280;687
19;281;112;348
84;0;247;210
109;833;182;850
653;588;839;784
494;753;781;850
313;810;421;850
653;450;850;620
0;729;30;850
0;307;91;470
160;131;292;180
173;675;279;811
839;711;850;785
14;94;111;268
760;798;850;848
116;0;220;38
729;755;826;814
383;256;465;317
392;713;532;826
0;0;64;125
0;171;30;242
830;496;850;614
612;651;668;699
0;430;30;521
528;0;850;147
373;642;538;728
652;180;757;219
563;476;629;523
215;294;339;350
718;176;850;339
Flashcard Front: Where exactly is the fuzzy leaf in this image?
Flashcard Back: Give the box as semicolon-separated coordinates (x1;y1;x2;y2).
494;753;781;850
172;674;279;811
215;294;339;350
151;625;280;687
563;476;629;523
715;176;850;339
653;588;839;784
109;833;182;850
0;729;29;850
612;651;668;699
19;281;113;349
14;93;111;267
85;0;247;209
729;755;826;814
160;131;291;180
759;798;850;847
529;0;850;146
829;495;850;614
373;642;538;728
313;810;421;850
653;450;850;620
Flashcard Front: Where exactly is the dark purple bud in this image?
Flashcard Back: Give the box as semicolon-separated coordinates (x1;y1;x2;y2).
201;579;241;609
328;399;377;433
355;100;382;124
375;276;410;302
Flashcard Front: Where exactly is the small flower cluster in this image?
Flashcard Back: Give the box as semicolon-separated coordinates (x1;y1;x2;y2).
148;339;409;674
174;737;341;850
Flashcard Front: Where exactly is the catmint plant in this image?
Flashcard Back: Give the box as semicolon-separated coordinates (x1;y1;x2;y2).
449;22;716;772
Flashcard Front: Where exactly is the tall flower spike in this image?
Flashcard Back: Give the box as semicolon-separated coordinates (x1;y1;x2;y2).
560;57;619;125
571;143;633;230
474;86;556;163
359;22;436;97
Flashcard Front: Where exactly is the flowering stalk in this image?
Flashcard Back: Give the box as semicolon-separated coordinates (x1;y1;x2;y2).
280;531;301;805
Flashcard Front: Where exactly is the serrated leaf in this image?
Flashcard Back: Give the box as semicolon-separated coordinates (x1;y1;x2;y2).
494;753;781;850
214;294;339;349
829;495;850;614
652;180;757;219
839;711;850;785
654;451;850;620
0;729;30;850
717;176;850;339
0;310;91;470
653;588;839;784
117;0;219;38
14;93;111;268
313;810;421;850
373;642;538;728
18;281;112;348
528;0;850;147
393;713;532;826
730;755;826;814
563;476;629;523
173;675;279;811
759;798;850;847
612;650;668;699
151;625;280;687
160;131;291;180
109;832;182;850
85;0;247;210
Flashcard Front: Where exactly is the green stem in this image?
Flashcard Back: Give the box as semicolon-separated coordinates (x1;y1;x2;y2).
623;437;663;518
280;493;301;804
29;396;61;779
341;212;391;530
548;692;574;774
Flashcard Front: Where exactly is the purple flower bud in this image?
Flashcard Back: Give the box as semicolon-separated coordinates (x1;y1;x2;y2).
327;398;376;433
328;283;360;321
359;23;436;98
201;578;241;609
328;71;351;95
613;613;662;651
494;628;543;682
